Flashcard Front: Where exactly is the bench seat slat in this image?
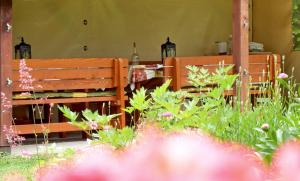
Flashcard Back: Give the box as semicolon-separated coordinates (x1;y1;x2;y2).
12;95;129;105
14;123;84;135
13;78;129;91
13;91;117;99
12;58;129;70
13;68;128;81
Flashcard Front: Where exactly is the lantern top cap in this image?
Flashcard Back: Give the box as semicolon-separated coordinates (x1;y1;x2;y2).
15;37;31;48
161;37;176;48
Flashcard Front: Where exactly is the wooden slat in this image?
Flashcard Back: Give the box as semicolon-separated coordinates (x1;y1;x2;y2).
12;67;128;81
12;96;129;105
249;64;268;74
249;74;269;82
14;122;83;135
249;54;270;63
13;78;129;91
12;58;129;70
177;56;233;66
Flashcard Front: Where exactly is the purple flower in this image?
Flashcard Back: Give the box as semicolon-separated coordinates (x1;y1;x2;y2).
162;112;173;118
278;73;288;79
261;123;269;131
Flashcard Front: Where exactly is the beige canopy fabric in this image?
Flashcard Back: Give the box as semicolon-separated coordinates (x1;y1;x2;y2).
13;0;233;60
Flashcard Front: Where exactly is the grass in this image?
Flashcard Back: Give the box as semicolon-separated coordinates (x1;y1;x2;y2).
0;153;49;181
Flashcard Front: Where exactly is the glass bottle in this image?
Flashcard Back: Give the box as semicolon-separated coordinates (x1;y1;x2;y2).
131;42;140;65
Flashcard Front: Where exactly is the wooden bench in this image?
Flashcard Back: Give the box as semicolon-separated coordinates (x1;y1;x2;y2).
12;58;128;134
163;54;281;96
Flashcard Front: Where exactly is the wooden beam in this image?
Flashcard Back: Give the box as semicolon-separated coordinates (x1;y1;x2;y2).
233;0;249;110
0;0;12;148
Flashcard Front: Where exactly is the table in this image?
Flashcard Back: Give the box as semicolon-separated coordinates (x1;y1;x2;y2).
128;64;164;90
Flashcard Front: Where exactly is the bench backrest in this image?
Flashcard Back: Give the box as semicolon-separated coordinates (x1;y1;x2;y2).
163;54;281;91
12;58;128;92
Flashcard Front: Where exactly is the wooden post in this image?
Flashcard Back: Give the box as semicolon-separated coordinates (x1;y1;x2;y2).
0;0;12;149
233;0;249;110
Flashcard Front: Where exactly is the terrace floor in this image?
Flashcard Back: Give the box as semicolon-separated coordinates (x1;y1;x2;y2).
11;140;88;156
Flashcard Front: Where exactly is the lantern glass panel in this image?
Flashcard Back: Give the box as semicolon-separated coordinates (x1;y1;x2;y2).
161;37;176;61
15;37;31;59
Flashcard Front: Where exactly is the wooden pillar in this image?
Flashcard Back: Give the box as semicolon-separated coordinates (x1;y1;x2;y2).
0;0;12;148
233;0;249;110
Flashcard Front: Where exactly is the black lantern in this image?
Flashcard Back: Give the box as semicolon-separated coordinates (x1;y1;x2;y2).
161;37;176;61
15;37;31;59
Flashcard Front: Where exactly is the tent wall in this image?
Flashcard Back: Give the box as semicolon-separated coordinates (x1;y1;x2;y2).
253;0;296;78
13;0;232;61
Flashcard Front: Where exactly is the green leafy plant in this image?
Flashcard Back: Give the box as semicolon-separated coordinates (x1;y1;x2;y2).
93;127;135;149
58;105;118;131
58;105;135;149
293;0;300;50
126;64;300;163
126;65;239;131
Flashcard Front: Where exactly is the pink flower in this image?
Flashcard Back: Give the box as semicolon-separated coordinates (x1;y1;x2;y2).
278;73;288;79
261;123;269;131
19;59;35;90
3;125;25;146
162;112;173;118
88;121;98;130
1;92;12;112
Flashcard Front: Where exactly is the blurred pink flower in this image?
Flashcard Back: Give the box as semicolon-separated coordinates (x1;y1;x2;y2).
38;130;266;181
37;148;120;181
278;73;288;79
162;112;173;118
272;141;300;181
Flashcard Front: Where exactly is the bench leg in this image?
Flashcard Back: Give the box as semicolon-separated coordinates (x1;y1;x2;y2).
81;102;89;140
58;104;68;139
118;103;126;128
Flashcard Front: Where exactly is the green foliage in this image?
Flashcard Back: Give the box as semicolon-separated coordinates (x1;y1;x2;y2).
58;105;119;131
293;0;300;50
128;65;238;131
127;64;300;163
0;154;49;180
57;105;78;122
93;127;135;149
58;105;135;149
